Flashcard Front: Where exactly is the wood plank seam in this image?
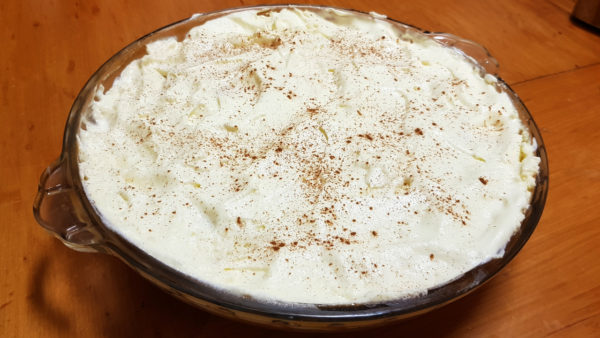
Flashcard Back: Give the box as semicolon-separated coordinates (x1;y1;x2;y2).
546;0;574;15
545;314;599;337
508;61;600;86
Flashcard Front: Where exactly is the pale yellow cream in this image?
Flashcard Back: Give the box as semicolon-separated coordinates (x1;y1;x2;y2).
78;8;539;304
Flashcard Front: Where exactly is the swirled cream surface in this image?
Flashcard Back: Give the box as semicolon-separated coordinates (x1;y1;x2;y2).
77;8;540;304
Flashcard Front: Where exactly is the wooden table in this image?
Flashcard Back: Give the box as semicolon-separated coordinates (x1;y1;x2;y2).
1;0;599;336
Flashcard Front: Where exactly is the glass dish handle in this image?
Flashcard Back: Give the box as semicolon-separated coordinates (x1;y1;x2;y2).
33;157;104;252
427;32;499;76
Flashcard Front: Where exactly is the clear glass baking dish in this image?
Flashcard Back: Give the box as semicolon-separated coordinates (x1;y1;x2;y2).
33;5;548;331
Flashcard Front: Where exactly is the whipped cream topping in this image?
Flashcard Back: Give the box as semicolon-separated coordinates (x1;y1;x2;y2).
77;8;540;304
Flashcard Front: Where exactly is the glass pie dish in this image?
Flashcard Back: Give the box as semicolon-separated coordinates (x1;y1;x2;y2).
33;5;548;331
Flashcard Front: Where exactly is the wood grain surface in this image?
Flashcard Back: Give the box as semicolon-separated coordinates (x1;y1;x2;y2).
1;0;599;336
